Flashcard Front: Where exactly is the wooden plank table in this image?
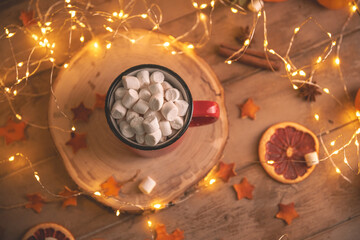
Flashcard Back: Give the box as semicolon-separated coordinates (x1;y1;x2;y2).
1;0;360;239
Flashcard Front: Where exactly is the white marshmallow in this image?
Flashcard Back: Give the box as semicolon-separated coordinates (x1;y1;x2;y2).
148;83;164;95
161;101;178;121
122;76;140;90
114;87;127;100
111;100;127;119
248;0;263;12
144;110;162;121
159;120;172;137
144;129;162;146
143;115;160;133
162;81;172;91
170;116;184;130
174;100;189;117
132;99;149;115
139;88;151;102
304;151;319;167
138;176;156;194
165;88;180;101
130;116;145;135
149;93;164;111
126;110;139;123
119;121;135;138
136;70;150;87
122;89;139;109
136;134;145;144
150;71;165;84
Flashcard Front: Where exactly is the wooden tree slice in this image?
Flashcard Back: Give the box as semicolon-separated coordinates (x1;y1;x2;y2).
48;29;228;212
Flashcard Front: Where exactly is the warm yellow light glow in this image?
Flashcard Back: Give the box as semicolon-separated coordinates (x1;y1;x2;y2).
94;42;99;48
69;10;76;18
226;60;232;65
193;2;198;8
330;140;335;146
116;210;120;216
209;179;216;185
8;156;15;162
299;70;306;77
231;7;238;13
26;72;30;77
291;71;298;76
210;0;215;7
141;13;148;19
314;114;319;121
269;49;275;54
294;27;300;34
80;35;84;42
79;22;86;28
105;26;113;32
171;51;176;55
264;40;268;47
107;18;114;22
187;44;194;49
332;41;336;46
244;39;250;46
356;128;360;134
200;3;207;9
153;203;162;209
344;156;348;164
13;90;17;96
316;56;322;63
351;4;357;12
34;172;40;182
286;64;291;72
130;39;136;44
163;42;170;47
71;126;76;131
355;139;359;146
106;43;112;49
334;57;340;65
327;32;332;38
49;58;55;63
16;114;22;120
71;25;76;30
292;84;298;90
112;12;118;17
356;111;360;118
200;13;206;21
67;4;72;7
64;63;69;69
323;88;330;94
267;160;275;164
94;191;101;196
45;22;52;26
65;0;70;3
147;220;152;227
257;11;262;17
32;34;38;41
335;167;341;174
6;32;14;38
41;27;46;34
333;150;339;155
119;11;124;18
17;62;23;67
4;87;10;93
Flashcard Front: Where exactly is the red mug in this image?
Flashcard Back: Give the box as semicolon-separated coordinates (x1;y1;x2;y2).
105;64;219;157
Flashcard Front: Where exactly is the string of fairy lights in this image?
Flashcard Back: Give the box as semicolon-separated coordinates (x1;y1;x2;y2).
0;0;360;234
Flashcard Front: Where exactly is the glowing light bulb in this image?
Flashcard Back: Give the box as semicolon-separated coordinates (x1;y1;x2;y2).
292;84;298;90
200;13;206;21
210;0;215;7
45;22;52;26
63;63;69;69
263;40;268;47
153;203;162;209
333;150;339;155
269;49;275;54
294;27;300;34
13;90;17;96
335;167;341;174
330;140;335;146
314;114;319;121
163;42;170;47
332;41;336;46
80;36;84;42
323;88;330;94
79;22;86;28
69;10;76;18
355;139;359;146
41;28;46;34
226;60;232;65
94;42;99;48
187;44;194;49
116;210;120;216
209;179;216;185
299;70;306;77
344;156;348;164
193;2;198;8
49;58;55;63
334;57;340;65
130;39;135;44
147;220;152;227
351;4;357;12
141;13;148;19
94;191;101;196
105;26;113;32
17;62;23;67
327;32;332;38
286;64;291;72
119;11;125;18
291;71;298;76
65;0;70;3
106;43;112;49
16;114;22;120
231;7;238;13
32;34;38;40
8;156;15;162
316;56;322;63
356;128;360;134
171;51;176;55
26;72;30;77
257;11;262;17
71;126;76;131
107;18;114;22
34;172;40;182
71;25;76;30
267;160;274;164
356;111;360;118
244;39;250;46
112;12;118;17
200;3;207;9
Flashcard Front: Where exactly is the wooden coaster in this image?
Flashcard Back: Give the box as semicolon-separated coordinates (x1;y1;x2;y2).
48;29;228;212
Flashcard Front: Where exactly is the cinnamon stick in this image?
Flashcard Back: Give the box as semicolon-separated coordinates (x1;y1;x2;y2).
221;44;278;61
218;44;281;71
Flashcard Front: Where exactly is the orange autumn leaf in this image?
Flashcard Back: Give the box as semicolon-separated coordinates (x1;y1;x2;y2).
59;186;79;208
19;10;35;26
100;176;122;197
155;224;184;240
238;98;260;120
25;193;45;213
233;177;255;200
65;132;87;154
0;118;26;145
276;202;299;225
71;102;93;122
355;88;360;111
216;161;237;182
94;93;107;109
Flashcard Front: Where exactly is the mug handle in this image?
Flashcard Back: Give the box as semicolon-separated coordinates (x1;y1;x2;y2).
190;101;220;127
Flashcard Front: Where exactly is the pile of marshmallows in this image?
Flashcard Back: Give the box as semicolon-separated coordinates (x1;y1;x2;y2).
111;69;189;146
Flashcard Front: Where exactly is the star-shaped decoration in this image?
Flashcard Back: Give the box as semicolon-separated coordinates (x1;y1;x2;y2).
155;224;184;240
233;177;255;200
100;176;122;197
58;186;79;208
65;132;87;154
238;98;260;120
0;118;26;145
71;102;93;122
298;81;322;102
25;193;45;213
215;161;237;182
19;10;35;26
94;93;107;109
276;202;299;225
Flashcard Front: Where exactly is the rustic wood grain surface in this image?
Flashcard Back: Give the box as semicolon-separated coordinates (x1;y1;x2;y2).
1;0;360;239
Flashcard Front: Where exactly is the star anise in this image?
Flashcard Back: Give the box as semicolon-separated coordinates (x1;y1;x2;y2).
298;81;322;102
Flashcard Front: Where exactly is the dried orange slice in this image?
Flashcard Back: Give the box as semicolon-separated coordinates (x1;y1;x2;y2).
22;223;75;240
259;122;319;184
